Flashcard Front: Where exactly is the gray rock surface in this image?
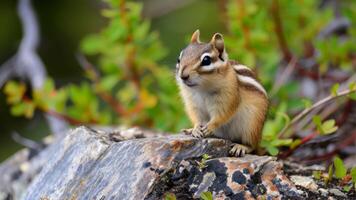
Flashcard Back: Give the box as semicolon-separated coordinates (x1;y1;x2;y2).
0;126;354;199
23;127;231;200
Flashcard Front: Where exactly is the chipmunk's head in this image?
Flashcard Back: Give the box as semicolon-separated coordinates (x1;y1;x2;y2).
176;30;229;88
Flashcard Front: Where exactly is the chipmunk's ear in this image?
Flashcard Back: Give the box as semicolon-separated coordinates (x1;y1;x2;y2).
210;33;224;54
190;30;201;43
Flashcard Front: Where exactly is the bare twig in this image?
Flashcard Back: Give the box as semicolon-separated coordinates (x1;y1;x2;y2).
292;75;356;134
318;18;350;39
76;53;100;81
0;0;46;89
278;87;356;138
279;130;319;159
76;54;127;116
11;132;45;150
76;54;144;117
303;128;356;163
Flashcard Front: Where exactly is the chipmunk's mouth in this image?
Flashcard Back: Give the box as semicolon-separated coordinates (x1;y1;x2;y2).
183;80;197;87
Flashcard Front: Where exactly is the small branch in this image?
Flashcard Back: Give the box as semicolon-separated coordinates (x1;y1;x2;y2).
77;54;128;116
278;88;356;138
271;0;292;62
279;131;318;159
12;132;45;150
77;54;144;117
76;53;100;81
45;110;85;125
21;95;90;125
304;129;356;163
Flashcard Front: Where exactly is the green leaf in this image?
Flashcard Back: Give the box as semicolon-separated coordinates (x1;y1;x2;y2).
43;78;55;94
312;115;322;126
325;164;333;184
313;115;323;134
98;75;119;91
343;185;352;192
350;167;356;184
164;193;176;200
276;111;290;131
349;82;356;91
10;101;35;118
349;92;356;100
330;83;339;96
270;139;293;147
320;119;338;135
334;156;347;179
290;139;301;149
267;146;279;156
81;35;103;55
4;81;26;104
313;171;322;180
302;99;312;109
200;191;213;200
202;154;211;160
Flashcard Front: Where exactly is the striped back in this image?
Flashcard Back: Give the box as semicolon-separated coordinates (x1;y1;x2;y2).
230;61;267;97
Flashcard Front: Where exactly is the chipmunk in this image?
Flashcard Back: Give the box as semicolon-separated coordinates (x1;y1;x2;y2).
176;30;268;156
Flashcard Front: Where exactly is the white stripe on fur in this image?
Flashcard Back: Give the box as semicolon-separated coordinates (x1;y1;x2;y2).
179;51;183;59
232;64;252;72
237;74;267;96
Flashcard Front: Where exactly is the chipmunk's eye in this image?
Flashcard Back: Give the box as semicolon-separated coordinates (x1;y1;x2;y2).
177;58;180;63
201;56;211;66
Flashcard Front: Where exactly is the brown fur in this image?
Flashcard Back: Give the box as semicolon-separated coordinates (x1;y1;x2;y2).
176;31;269;152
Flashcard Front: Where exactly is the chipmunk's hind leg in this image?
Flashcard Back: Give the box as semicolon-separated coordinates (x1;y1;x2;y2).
229;143;253;157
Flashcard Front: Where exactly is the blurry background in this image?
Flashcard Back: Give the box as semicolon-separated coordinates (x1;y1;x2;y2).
0;0;224;161
0;0;355;165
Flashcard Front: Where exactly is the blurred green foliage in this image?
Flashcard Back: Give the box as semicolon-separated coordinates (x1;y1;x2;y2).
225;0;355;155
4;0;188;131
2;0;356;156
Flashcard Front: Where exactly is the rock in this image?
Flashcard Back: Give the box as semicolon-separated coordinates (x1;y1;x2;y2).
318;188;328;196
290;175;318;192
0;140;50;200
23;127;231;200
0;126;354;199
152;155;304;199
329;188;347;198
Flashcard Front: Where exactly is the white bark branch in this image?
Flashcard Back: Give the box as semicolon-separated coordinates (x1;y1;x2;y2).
0;0;68;137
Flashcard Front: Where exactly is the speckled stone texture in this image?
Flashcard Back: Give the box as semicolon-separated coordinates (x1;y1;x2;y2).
1;126;314;200
148;155;304;199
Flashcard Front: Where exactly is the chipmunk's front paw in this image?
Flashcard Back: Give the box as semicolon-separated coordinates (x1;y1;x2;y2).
229;144;253;157
192;124;213;138
181;128;193;135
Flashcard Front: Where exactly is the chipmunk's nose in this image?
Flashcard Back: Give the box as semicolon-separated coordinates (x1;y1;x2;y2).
180;74;190;81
